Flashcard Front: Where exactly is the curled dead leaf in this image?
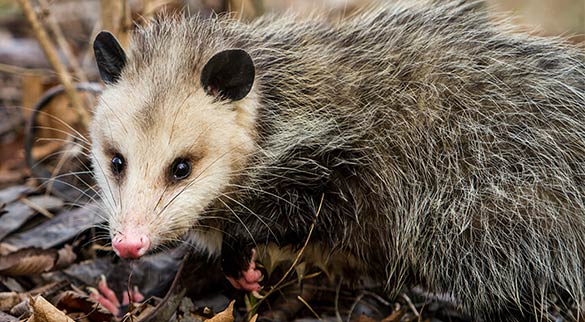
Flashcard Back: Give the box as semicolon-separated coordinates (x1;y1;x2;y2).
28;295;75;322
0;248;56;276
9;298;31;317
55;290;113;322
0;246;76;276
54;245;76;270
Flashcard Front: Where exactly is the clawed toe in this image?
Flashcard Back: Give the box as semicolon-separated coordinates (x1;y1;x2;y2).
89;275;144;317
226;249;263;292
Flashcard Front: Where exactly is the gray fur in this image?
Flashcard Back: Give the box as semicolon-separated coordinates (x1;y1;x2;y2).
99;0;585;320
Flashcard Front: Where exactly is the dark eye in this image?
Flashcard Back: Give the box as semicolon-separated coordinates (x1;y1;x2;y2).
111;154;125;177
170;158;191;181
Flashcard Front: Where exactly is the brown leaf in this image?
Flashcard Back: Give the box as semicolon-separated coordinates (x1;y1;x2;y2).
206;300;234;322
0;245;76;276
0;243;18;256
55;290;113;322
0;292;25;311
0;248;57;276
28;295;75;322
356;313;378;322
54;244;77;270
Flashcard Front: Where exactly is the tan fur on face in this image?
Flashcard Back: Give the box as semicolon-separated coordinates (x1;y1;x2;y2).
91;74;259;254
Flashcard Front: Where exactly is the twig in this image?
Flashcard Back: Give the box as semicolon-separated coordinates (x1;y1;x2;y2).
401;293;420;317
19;196;55;219
297;295;322;321
334;278;343;322
346;293;364;322
16;0;90;128
36;0;88;83
0;63;52;76
100;0;131;48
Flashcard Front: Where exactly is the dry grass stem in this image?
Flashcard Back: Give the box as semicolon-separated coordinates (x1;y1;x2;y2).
16;0;90;128
36;0;88;83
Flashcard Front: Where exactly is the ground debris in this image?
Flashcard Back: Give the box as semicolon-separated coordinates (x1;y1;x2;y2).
0;245;75;276
28;295;75;322
0;195;63;241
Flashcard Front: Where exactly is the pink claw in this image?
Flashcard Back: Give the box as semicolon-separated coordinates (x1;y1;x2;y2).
90;275;144;316
226;249;263;292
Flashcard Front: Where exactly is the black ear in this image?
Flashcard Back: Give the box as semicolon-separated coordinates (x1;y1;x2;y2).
200;49;255;101
94;31;127;84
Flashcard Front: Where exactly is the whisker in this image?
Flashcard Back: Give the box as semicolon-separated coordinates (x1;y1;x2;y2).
218;192;277;241
217;196;258;249
224;183;299;210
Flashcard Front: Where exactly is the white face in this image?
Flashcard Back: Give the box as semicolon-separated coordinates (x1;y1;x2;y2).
90;79;258;257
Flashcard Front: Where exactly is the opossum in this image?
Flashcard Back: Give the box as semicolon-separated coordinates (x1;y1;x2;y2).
90;0;585;320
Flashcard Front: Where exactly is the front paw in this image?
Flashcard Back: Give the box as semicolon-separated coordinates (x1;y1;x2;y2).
89;275;144;317
223;248;263;292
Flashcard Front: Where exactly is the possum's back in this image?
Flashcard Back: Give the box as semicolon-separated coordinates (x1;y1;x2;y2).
233;0;585;314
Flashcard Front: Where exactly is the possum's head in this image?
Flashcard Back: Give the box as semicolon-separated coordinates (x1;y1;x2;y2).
90;31;258;258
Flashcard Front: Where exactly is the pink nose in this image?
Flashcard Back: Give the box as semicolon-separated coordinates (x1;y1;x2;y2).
112;231;150;259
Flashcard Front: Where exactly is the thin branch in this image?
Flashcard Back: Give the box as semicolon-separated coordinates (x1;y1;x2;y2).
0;62;52;76
36;0;89;83
17;0;90;128
100;0;131;48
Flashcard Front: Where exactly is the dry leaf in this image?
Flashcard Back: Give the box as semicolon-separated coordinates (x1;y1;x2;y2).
0;248;56;276
356;313;378;322
2;203;102;249
0;292;25;311
0;310;19;322
206;300;234;322
9;298;31;317
0;186;31;204
0;246;76;276
54;244;76;270
28;295;75;322
55;289;113;322
0;195;64;241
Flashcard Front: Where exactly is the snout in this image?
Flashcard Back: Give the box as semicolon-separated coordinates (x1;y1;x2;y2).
112;229;151;259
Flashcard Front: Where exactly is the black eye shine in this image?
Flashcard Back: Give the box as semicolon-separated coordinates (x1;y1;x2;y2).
111;154;125;177
170;158;192;182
